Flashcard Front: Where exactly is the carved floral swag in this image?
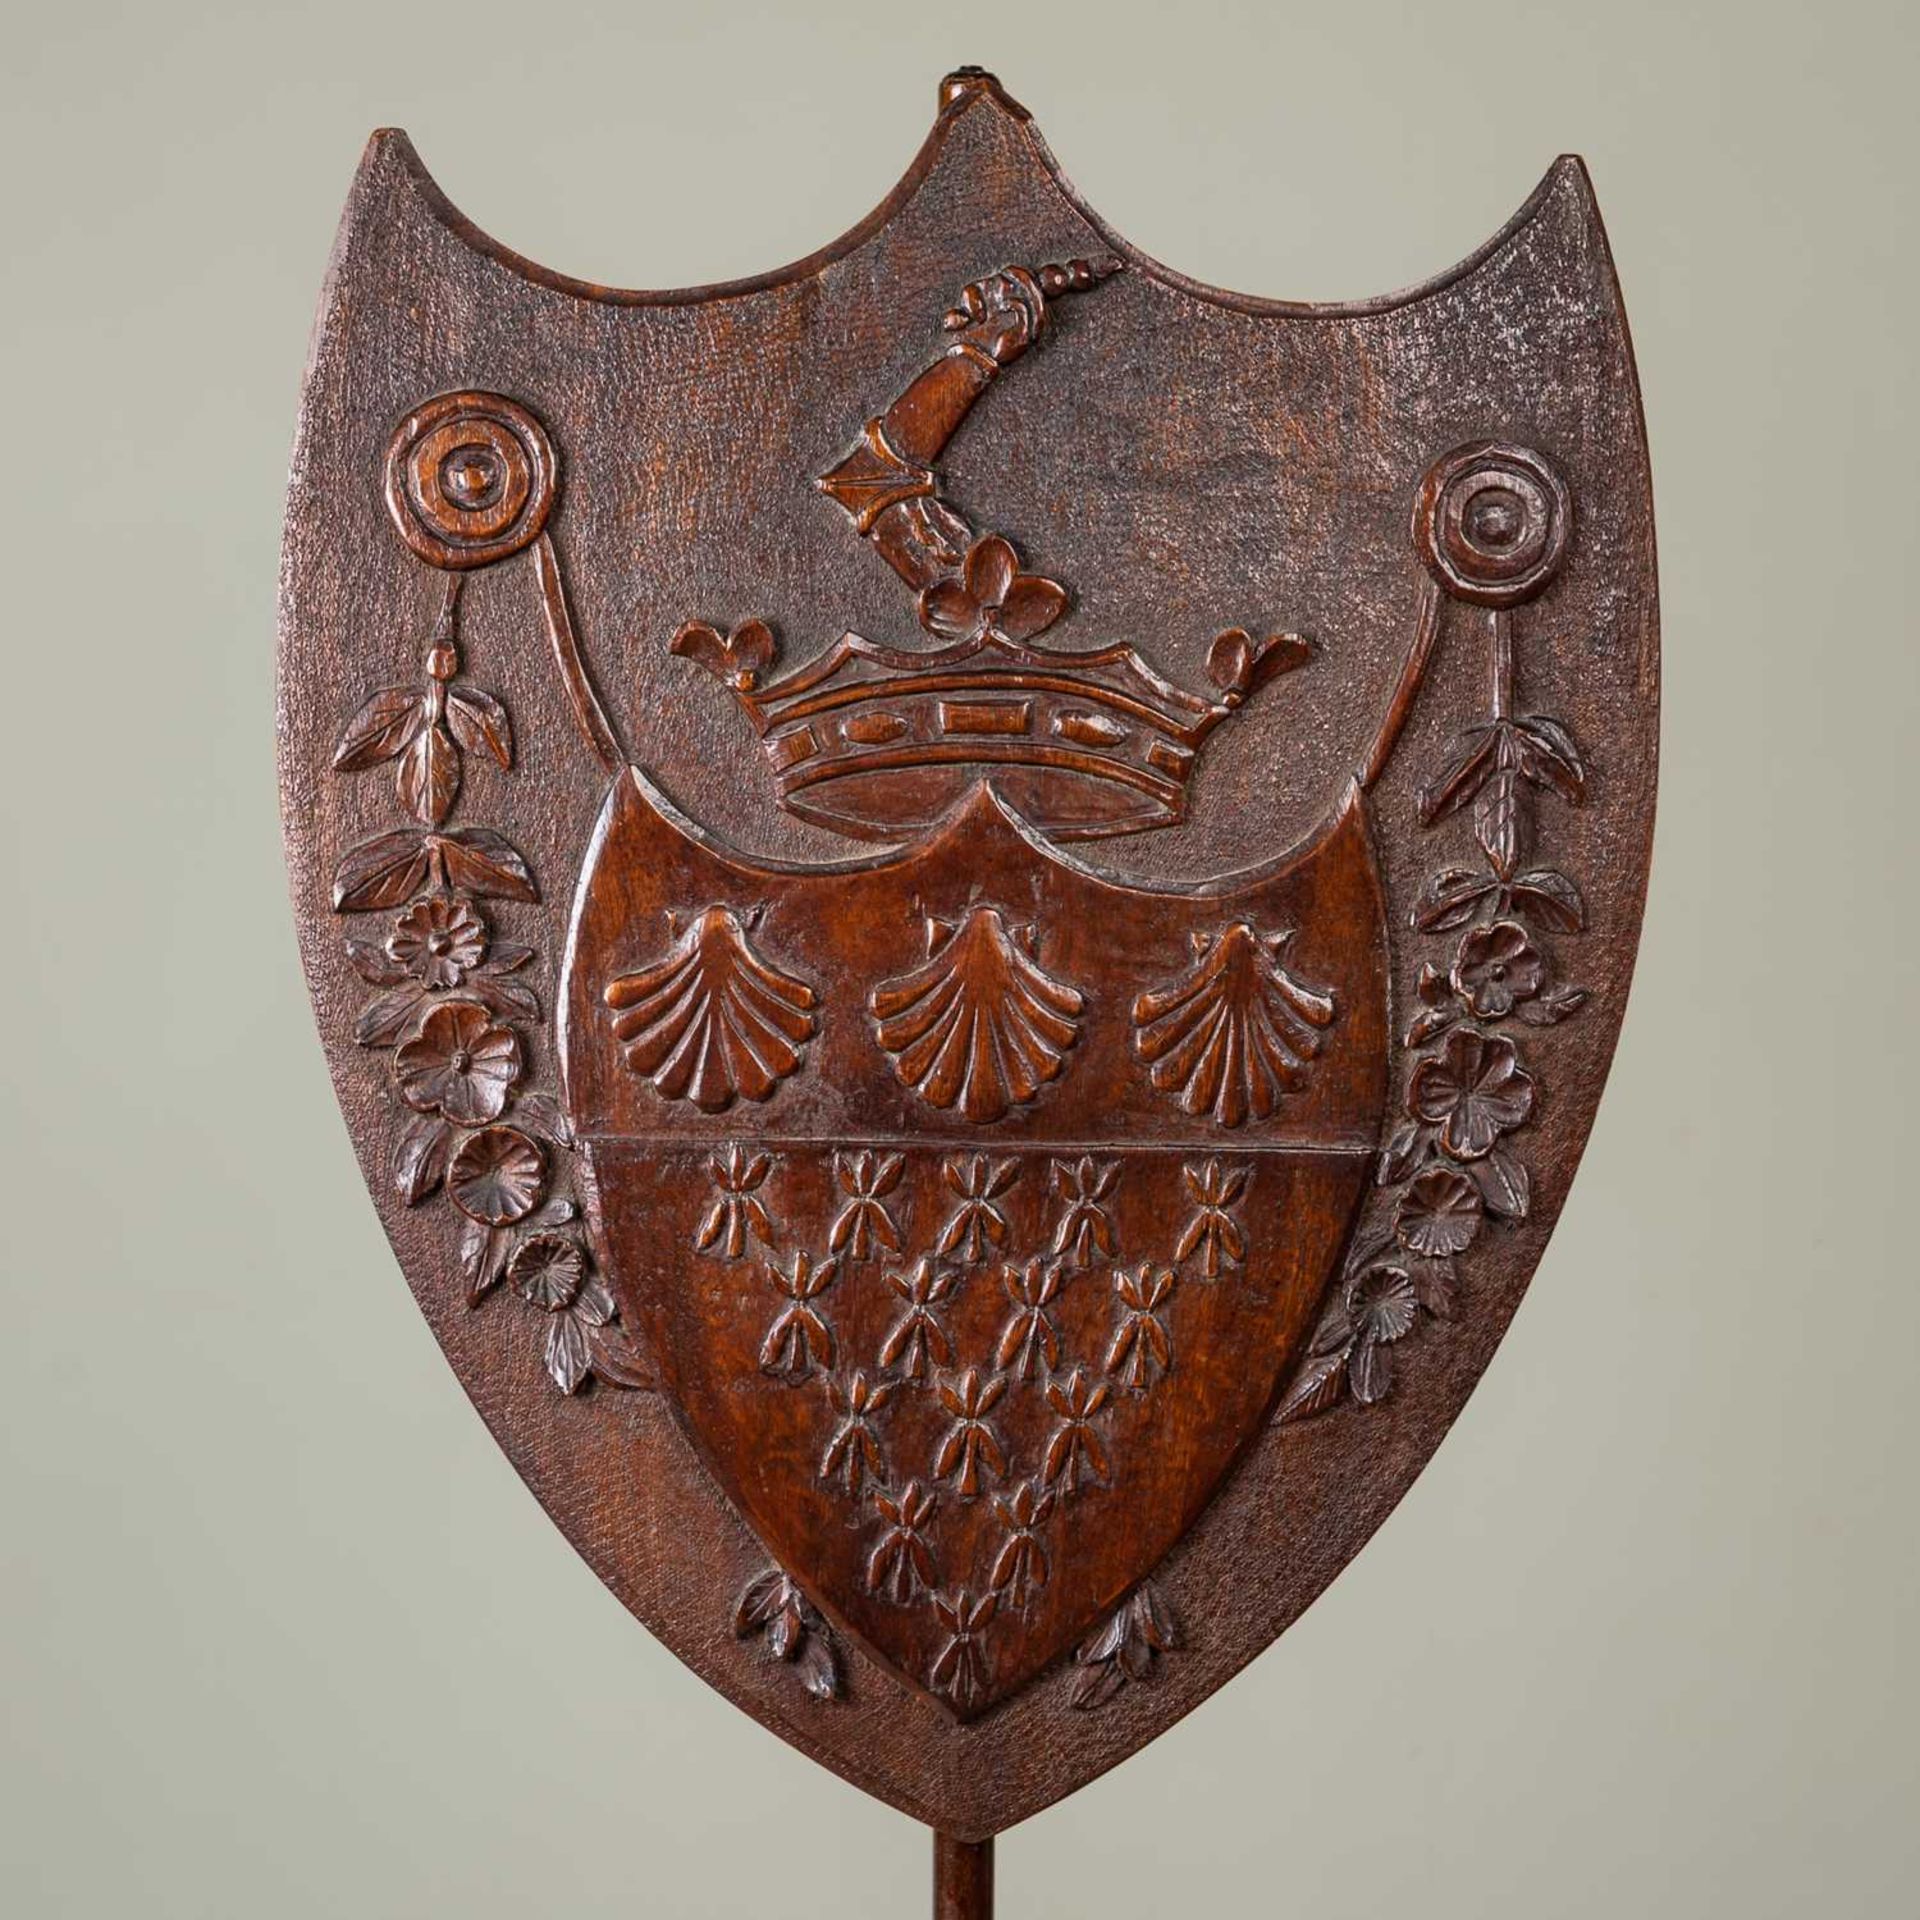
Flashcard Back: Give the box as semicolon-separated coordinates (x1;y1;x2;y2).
1280;597;1589;1423
327;571;643;1396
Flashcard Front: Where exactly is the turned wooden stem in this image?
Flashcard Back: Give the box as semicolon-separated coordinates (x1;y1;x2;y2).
933;1832;992;1920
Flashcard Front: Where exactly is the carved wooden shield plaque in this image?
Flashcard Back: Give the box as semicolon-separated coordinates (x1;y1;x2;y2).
278;68;1656;1907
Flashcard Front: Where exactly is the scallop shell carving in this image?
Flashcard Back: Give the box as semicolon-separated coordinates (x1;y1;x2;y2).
869;907;1085;1124
1131;924;1337;1127
604;907;818;1112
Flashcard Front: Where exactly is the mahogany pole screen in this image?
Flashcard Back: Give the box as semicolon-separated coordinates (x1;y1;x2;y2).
277;69;1657;1917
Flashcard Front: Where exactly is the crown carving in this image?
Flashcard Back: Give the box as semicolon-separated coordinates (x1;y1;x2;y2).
672;609;1311;843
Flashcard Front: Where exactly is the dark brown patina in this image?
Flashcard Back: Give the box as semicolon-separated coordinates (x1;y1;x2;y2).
279;67;1657;1918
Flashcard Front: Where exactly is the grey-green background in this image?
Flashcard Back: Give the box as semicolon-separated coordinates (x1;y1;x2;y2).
3;1;1913;1913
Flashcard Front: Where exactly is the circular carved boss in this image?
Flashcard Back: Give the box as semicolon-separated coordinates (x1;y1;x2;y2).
384;390;557;570
1413;441;1571;607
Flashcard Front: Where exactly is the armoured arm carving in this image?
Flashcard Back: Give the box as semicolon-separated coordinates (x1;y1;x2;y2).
815;257;1121;590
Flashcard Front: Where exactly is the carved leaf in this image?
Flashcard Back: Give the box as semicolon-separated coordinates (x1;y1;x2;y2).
331;829;432;913
458;1215;511;1305
794;1635;838;1701
343;937;410;986
463;973;541;1023
1412;866;1499;933
1519;983;1589;1026
1131;1583;1178;1656
1509;868;1587;933
1348;1336;1394;1406
445;686;513;768
1069;1659;1127;1710
398;721;460;826
589;1324;657;1391
332;686;428;770
1132;924;1336;1127
354;982;431;1048
731;1570;840;1699
1417;722;1499;823
1309;1292;1357;1356
1277;1346;1349;1423
870;908;1084;1124
1412;1257;1458;1320
1470;1145;1531;1220
1377;1121;1424;1187
1079;1609;1130;1668
734;1569;789;1635
606;907;817;1112
1473;763;1523;879
545;1312;592;1394
392;1112;452;1205
1071;1584;1179;1708
432;828;538;902
512;1091;576;1149
1404;965;1458;1046
1516;714;1587;802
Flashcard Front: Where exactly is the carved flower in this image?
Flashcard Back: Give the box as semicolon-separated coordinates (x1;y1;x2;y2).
1346;1260;1419;1343
447;1125;546;1225
1395;1166;1483;1258
387;897;487;988
1450;920;1545;1019
508;1231;585;1310
393;1001;520;1124
1408;1029;1535;1160
917;534;1067;643
1341;1261;1418;1405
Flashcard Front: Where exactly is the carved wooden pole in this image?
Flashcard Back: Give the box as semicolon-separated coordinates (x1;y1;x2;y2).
933;1831;992;1920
